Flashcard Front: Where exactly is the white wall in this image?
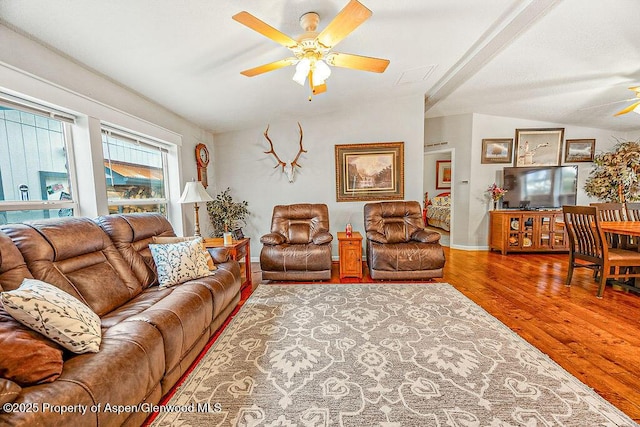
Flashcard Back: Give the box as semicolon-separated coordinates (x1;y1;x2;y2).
0;25;214;235
213;95;425;259
426;112;634;249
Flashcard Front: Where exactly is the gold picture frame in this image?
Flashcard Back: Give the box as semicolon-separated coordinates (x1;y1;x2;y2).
514;128;564;167
564;139;595;163
335;142;404;202
481;138;513;164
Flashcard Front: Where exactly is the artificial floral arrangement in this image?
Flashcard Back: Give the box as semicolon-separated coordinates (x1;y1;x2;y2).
584;139;640;203
487;183;507;201
206;187;249;237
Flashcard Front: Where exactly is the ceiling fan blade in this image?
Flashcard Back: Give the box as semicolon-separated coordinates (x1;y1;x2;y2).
316;0;372;49
233;11;298;49
614;100;640;116
326;52;389;73
240;58;297;77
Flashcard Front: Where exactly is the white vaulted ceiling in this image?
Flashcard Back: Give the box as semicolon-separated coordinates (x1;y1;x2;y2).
1;0;639;134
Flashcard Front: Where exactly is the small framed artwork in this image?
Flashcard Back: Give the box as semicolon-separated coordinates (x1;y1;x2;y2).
564;139;595;162
436;160;452;189
514;128;564;167
232;228;244;240
481;138;513;164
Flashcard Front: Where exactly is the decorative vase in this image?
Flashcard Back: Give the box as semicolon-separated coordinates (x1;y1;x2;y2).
493;200;498;211
223;232;233;245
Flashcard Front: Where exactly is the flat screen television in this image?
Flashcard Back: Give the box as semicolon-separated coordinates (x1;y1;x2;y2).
501;165;578;209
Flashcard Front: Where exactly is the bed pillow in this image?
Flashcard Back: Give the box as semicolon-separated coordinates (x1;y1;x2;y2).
0;304;64;386
1;279;101;354
152;236;217;271
432;196;451;206
149;238;214;288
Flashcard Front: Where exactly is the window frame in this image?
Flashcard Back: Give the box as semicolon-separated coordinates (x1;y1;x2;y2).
101;126;171;216
0;100;79;216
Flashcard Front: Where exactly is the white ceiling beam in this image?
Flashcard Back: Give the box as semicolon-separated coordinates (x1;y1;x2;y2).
424;0;562;114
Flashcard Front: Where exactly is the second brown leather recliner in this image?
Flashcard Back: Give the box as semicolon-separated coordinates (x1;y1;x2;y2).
260;204;333;281
364;201;445;280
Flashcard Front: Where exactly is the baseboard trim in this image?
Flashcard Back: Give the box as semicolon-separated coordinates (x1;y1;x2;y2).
450;244;489;251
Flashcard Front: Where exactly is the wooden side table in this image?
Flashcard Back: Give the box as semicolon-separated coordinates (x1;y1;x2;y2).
337;231;363;279
203;237;252;290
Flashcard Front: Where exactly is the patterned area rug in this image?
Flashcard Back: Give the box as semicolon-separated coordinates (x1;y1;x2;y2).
151;284;636;426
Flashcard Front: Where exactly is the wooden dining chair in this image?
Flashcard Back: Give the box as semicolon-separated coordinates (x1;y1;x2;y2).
563;205;640;298
625;202;640;221
589;202;625;248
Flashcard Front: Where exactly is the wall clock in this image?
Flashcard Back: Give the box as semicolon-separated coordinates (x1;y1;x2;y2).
195;143;209;188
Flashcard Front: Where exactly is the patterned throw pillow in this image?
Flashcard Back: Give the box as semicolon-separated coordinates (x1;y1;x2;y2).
149;238;214;288
152;236;217;271
0;279;101;354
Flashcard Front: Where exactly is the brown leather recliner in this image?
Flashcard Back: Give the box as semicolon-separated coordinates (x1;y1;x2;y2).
260;204;333;281
364;201;445;280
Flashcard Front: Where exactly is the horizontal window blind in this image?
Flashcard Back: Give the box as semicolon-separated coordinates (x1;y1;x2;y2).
0;92;76;123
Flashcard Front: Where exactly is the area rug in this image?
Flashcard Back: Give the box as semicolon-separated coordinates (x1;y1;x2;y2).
151;283;636;426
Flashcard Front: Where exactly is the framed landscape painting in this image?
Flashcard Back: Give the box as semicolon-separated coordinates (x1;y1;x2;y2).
514;128;564;167
335;142;404;202
481;138;513;164
564;139;595;162
436;160;452;189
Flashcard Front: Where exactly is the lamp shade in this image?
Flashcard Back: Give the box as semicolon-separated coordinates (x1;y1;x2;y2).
178;181;213;204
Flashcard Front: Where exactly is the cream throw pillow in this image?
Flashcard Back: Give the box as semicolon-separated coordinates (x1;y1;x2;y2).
152;236;217;271
149;238;215;288
0;279;102;353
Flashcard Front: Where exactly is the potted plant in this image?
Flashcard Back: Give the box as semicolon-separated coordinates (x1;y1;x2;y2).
206;187;249;242
584;140;640;203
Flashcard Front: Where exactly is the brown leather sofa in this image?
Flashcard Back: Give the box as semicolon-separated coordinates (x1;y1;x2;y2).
0;213;241;427
260;204;333;281
364;201;446;280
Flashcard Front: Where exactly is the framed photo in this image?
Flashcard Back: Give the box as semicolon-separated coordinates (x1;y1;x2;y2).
565;139;595;163
232;228;244;240
514;128;564;167
436;160;452;189
481;138;513;164
335;142;404;202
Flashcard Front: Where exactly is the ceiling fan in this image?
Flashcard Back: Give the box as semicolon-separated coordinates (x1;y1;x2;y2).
614;86;640;116
232;0;390;97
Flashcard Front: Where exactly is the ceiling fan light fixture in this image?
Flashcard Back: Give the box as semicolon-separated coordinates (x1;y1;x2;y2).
313;59;331;84
293;58;311;85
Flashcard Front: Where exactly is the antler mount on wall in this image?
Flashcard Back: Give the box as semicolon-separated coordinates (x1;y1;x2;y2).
264;122;307;183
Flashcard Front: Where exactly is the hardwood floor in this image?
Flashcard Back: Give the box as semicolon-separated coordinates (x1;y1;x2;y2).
251;247;640;422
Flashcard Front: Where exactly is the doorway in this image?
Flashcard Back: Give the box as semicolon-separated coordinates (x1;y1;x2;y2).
423;149;453;247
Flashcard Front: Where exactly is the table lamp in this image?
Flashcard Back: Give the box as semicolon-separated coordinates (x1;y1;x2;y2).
178;180;213;237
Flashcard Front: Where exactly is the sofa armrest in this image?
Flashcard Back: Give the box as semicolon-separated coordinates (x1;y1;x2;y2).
312;232;333;245
207;247;231;263
411;229;441;244
366;231;388;244
260;233;287;245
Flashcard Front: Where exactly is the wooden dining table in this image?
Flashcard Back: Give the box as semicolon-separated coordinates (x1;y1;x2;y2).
600;221;640;238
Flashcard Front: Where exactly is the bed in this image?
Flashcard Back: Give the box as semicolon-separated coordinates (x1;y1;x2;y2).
426;192;451;231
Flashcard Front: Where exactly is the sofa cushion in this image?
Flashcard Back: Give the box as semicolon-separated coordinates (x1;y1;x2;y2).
0;230;33;292
1;219;143;316
0;304;63;386
1;279;101;353
95;213;176;288
149;239;214;288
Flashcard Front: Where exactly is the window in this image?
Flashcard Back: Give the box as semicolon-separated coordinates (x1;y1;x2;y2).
102;128;169;216
0;101;77;225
